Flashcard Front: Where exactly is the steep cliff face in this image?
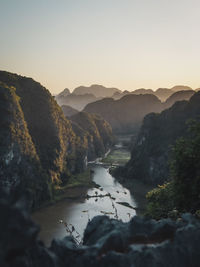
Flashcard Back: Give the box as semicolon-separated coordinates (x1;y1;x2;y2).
0;71;90;207
123;92;200;185
71;112;114;160
84;94;162;133
0;82;50;207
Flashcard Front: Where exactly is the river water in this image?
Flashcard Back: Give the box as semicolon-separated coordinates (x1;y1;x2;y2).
33;137;138;246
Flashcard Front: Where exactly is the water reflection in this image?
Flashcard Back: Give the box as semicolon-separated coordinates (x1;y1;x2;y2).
33;165;137;246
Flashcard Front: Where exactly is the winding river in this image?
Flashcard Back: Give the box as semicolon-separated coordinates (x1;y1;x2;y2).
33;136;139;246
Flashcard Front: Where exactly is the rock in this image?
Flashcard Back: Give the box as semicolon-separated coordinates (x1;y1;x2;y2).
1;189;200;267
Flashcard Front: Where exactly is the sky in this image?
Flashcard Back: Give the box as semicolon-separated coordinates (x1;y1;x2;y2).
0;0;200;94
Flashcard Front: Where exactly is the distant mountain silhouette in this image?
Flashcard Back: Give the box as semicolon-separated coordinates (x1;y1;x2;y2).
84;88;195;134
133;88;154;94
61;105;79;117
56;84;195;110
84;94;162;133
154;88;173;102
112;86;194;102
73;84;121;98
112;89;154;100
55;93;98;110
57;88;70;97
164;90;195;109
171;85;192;92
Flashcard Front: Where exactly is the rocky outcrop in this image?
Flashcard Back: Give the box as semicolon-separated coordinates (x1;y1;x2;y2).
1;190;200;267
122;91;200;185
0;71;92;207
71;112;114;160
0;82;50;207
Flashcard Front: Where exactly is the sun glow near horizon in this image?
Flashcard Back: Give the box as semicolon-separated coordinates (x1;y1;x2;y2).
0;0;200;94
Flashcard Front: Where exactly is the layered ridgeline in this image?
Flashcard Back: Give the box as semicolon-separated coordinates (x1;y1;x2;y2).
56;85;194;112
0;71;114;208
61;105;79;117
120;91;200;185
70;112;114;160
163;90;195;109
84;94;163;133
112;86;194;102
84;95;162;133
83;90;195;134
55;85;121;111
56;93;98;111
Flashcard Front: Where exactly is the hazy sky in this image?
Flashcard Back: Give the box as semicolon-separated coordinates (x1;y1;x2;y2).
0;0;200;94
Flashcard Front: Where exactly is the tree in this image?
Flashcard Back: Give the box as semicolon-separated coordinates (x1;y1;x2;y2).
146;120;200;219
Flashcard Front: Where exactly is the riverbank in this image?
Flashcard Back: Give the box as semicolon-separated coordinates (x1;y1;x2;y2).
33;164;137;245
33;168;99;212
113;176;154;215
53;169;99;201
101;135;131;166
32;134;150;245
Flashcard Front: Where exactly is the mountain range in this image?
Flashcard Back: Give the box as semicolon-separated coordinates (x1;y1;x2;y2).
0;71;114;208
55;84;195;111
119;91;200;185
83;90;195;134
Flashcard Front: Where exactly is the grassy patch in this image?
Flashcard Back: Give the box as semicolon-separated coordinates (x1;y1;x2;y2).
33;169;98;209
53;168;97;201
102;148;130;165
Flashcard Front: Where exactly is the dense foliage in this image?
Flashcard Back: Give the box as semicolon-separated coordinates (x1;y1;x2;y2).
146;120;200;219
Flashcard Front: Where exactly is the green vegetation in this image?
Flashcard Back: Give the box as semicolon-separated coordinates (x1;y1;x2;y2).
146;120;200;219
0;71;114;209
52;168;100;202
59;168;94;189
145;182;176;219
0;82;50;208
101;148;130;165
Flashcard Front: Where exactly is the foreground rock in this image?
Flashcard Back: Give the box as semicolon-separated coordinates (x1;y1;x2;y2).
1;190;200;267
